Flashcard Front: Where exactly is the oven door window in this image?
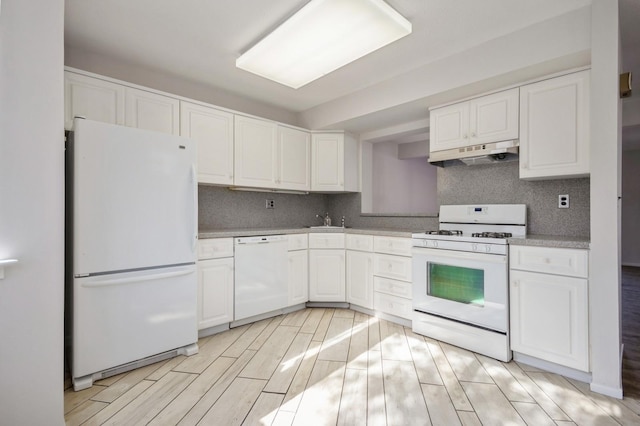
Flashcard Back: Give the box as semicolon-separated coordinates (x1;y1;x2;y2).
428;263;484;306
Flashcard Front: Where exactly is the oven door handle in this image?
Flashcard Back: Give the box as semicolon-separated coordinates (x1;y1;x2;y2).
412;247;506;264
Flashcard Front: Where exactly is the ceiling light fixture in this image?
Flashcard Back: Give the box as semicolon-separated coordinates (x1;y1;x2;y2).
236;0;412;89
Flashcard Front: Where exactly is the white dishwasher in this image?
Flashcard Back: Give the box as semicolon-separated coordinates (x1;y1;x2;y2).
234;235;288;321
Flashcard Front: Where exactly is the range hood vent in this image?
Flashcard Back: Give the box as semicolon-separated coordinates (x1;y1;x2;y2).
428;140;519;167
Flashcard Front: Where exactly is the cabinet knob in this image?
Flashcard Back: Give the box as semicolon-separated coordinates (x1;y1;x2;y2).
471;132;476;138
463;134;468;139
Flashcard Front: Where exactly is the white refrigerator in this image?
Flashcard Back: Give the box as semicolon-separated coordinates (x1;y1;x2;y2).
68;119;199;391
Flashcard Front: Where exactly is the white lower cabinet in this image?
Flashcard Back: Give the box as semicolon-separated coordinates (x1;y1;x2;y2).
197;239;234;330
287;234;309;306
509;245;589;371
309;250;346;302
346;248;374;309
309;233;345;302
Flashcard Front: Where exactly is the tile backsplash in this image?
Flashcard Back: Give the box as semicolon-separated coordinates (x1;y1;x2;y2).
199;161;590;237
437;161;590;237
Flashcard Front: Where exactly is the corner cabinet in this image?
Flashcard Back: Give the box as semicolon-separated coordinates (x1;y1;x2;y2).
197;239;234;330
311;132;359;192
180;101;234;185
519;70;590;180
308;233;346;302
509;245;589;372
429;88;519;152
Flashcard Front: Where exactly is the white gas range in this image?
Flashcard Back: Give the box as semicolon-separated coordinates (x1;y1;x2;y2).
411;204;526;362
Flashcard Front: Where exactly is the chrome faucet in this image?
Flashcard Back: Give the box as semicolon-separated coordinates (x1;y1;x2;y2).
316;212;332;226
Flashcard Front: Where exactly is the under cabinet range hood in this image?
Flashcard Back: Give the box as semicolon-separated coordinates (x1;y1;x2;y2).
428;140;519;167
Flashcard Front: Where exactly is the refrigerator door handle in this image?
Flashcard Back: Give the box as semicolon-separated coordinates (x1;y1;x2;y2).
81;268;194;288
191;164;198;252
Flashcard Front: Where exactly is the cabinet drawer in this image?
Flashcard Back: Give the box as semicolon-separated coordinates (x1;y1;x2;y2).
510;246;588;278
374;236;412;256
288;234;308;251
374;254;412;282
374;276;412;299
309;233;345;249
198;238;234;260
374;292;412;320
346;234;374;252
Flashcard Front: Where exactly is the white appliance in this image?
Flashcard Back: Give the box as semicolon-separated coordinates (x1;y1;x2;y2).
412;204;526;362
67;118;199;391
234;235;288;322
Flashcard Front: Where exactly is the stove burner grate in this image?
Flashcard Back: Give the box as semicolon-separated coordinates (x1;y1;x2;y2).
424;230;463;236
471;232;513;239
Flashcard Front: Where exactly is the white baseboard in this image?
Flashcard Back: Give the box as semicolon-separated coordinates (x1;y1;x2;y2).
590;382;623;399
513;352;592;383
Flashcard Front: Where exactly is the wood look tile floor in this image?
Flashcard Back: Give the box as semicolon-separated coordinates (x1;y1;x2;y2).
64;308;640;426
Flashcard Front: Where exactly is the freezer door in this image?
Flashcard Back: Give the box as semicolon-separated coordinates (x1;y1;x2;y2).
72;119;197;275
72;265;197;378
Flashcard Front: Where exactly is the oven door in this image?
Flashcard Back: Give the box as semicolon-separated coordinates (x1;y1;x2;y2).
412;246;508;333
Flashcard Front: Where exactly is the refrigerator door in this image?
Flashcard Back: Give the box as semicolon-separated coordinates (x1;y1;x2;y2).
72;264;197;379
72;119;197;275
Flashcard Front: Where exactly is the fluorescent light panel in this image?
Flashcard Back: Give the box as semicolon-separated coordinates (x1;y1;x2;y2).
236;0;412;89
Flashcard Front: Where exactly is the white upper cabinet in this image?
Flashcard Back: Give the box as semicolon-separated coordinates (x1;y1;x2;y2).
311;132;359;192
429;88;519;152
180;101;234;185
64;71;125;130
125;87;180;135
519;70;590;180
233;115;278;188
277;126;311;191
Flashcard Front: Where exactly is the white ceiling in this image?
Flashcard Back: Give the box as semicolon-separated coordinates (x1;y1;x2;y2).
65;0;639;145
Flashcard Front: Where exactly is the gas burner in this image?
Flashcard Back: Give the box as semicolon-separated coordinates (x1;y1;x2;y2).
425;230;463;236
471;232;513;239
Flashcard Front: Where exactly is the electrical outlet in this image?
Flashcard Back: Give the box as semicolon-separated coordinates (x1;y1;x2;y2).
558;194;569;209
266;199;275;209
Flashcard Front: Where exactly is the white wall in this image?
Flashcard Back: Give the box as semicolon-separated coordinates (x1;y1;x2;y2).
0;0;65;424
622;150;640;266
589;0;623;398
370;142;438;214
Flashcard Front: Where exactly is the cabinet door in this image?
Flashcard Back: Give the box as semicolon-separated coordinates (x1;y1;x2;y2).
125;87;180;135
510;269;589;371
181;101;234;185
469;88;519;145
311;133;344;191
346;250;373;309
309;249;345;302
197;257;234;330
277;126;311;191
288;250;309;306
519;70;590;180
64;71;125;130
234;115;278;188
429;102;469;152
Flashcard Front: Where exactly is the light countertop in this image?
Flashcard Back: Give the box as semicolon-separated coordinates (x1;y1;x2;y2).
507;234;590;249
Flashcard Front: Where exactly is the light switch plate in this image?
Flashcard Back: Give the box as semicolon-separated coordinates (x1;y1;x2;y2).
266;199;275;209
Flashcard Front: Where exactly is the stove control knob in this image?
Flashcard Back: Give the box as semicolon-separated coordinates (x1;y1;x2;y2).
484;245;491;253
472;243;478;251
431;241;438;248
